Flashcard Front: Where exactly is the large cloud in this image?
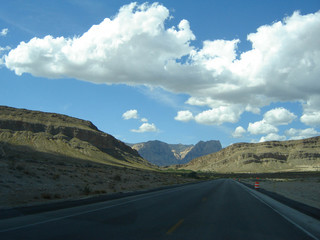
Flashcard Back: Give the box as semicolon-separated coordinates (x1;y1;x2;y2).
4;3;320;126
5;3;196;87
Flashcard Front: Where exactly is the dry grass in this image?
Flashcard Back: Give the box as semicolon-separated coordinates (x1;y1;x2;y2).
0;156;196;208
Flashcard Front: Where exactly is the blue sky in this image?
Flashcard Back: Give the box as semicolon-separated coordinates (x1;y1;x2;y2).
1;0;320;147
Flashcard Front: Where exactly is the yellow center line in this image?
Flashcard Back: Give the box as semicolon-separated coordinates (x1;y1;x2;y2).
166;219;184;235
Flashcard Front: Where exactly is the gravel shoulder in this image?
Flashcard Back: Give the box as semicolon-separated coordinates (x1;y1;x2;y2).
242;177;320;209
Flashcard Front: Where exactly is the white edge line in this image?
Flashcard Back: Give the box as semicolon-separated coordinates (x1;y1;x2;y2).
236;181;319;240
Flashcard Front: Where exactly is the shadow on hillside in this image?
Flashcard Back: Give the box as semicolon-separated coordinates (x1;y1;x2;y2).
0;142;128;168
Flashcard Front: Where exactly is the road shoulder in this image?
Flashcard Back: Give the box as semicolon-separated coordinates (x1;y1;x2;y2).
237;181;320;239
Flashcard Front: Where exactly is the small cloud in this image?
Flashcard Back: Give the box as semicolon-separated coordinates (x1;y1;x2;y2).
259;133;286;142
247;120;278;135
194;106;242;125
0;28;8;36
141;118;148;122
285;128;320;140
263;107;296;126
174;110;194;122
232;126;246;138
300;111;320;127
0;46;11;52
122;109;139;120
131;123;158;133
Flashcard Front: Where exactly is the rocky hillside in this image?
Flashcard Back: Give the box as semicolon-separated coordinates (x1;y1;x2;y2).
0;106;200;208
0;106;152;169
130;140;222;166
182;140;222;164
130;140;178;166
182;137;320;173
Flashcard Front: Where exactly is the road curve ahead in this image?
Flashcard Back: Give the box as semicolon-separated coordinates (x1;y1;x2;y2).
0;179;319;240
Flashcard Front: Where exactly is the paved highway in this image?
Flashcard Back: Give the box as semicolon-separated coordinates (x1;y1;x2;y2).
0;179;319;239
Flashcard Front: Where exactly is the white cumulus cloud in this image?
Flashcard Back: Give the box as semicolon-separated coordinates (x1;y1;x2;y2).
259;133;286;142
232;126;246;138
0;28;8;36
141;118;148;122
131;123;158;133
174;110;194;122
5;3;195;85
285;128;320;140
194;105;243;125
301;96;320;126
247;120;278;135
301;112;320;126
4;3;320;126
263;107;296;126
122;109;139;120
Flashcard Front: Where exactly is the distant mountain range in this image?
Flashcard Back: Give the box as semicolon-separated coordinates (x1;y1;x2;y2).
3;106;318;174
181;137;320;173
128;140;222;166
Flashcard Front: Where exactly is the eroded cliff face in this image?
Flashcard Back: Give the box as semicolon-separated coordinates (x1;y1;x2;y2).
133;140;178;166
182;140;222;164
0;106;150;169
183;137;320;173
130;140;222;166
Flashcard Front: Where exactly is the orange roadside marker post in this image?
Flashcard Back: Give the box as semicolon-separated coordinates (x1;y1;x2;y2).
254;177;260;190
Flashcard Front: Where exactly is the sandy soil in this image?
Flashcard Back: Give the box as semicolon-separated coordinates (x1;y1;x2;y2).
242;177;320;209
0;157;196;209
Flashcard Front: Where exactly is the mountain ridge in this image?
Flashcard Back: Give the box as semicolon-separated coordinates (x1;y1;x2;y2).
129;140;222;166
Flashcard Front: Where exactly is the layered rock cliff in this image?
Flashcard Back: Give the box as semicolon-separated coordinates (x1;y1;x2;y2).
0;106;152;169
182;137;320;173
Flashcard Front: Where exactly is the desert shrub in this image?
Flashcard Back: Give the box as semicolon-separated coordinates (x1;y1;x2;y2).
93;190;107;194
23;170;31;175
81;184;91;195
41;193;52;199
54;193;62;199
113;175;121;181
186;171;199;179
84;163;93;168
52;174;60;180
142;175;149;181
15;164;25;171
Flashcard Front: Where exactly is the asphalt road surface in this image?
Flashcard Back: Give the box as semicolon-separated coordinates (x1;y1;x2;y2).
0;179;319;240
